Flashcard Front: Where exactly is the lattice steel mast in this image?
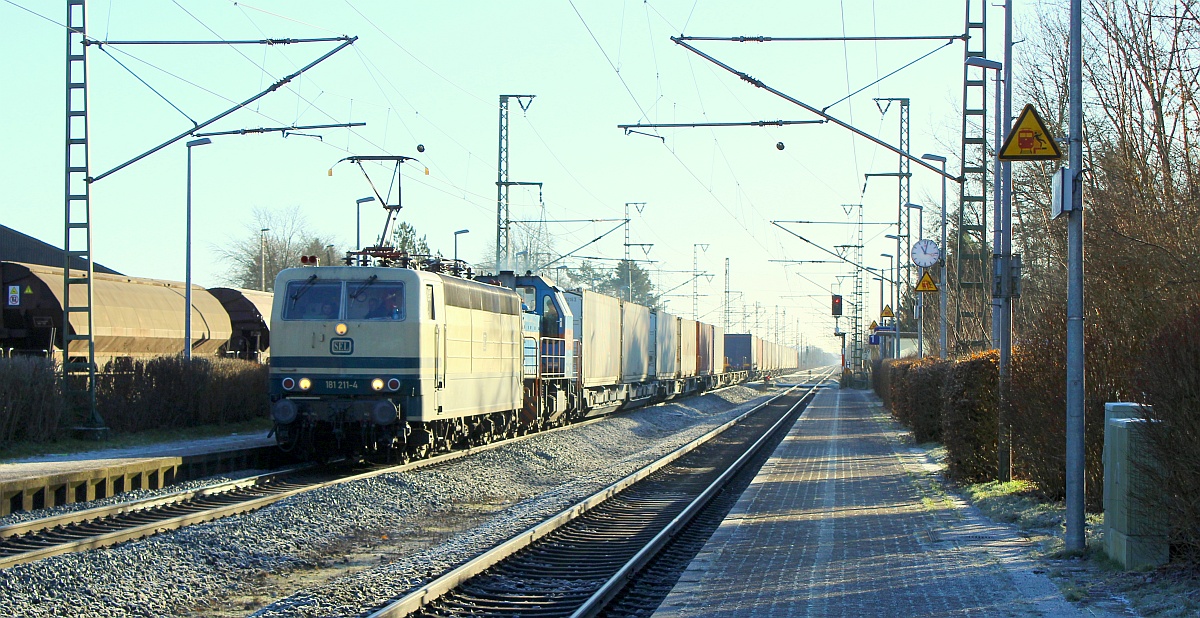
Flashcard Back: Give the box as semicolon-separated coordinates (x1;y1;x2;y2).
495;94;535;273
852;203;864;373
955;0;990;351
63;0;101;434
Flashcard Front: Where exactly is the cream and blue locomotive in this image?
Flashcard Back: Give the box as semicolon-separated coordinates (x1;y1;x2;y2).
270;257;523;459
268;255;582;460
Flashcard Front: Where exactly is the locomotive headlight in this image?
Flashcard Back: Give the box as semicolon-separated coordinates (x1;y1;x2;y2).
298;377;312;391
371;378;385;391
335;323;348;335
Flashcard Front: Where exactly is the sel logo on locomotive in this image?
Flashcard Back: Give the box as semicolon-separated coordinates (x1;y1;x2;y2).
330;338;354;355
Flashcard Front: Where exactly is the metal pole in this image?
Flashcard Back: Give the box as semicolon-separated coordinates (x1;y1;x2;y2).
454;229;469;263
881;253;894;358
355;196;375;252
260;228;268;291
938;160;948;358
186;144;192;360
1066;0;1086;553
893;250;899;358
998;0;1015;482
184;138;211;359
990;66;1003;349
877;277;884;320
892;239;900;358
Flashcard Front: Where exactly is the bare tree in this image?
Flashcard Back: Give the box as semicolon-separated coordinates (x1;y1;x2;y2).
213;206;339;292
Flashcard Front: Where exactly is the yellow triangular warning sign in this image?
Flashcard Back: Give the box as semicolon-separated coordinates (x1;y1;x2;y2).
999;104;1062;161
869;320;878;331
24;286;33;294
915;271;939;292
881;305;894;318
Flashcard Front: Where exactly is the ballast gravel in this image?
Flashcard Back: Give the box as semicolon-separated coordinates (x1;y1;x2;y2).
0;384;778;618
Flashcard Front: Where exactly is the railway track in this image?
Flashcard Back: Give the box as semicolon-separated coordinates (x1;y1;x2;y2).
368;368;837;618
0;416;606;571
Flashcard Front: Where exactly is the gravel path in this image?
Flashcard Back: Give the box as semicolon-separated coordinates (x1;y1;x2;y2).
0;384;776;618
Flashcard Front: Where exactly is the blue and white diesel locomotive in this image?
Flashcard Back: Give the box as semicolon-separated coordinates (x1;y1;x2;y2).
268;250;799;461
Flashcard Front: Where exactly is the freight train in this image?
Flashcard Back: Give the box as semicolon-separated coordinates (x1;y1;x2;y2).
267;251;799;461
0;261;272;362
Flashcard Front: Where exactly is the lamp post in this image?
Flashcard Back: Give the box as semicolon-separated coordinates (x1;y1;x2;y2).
921;153;948;359
871;275;885;358
184;137;212;360
355;196;375;252
454;229;469;263
884;236;902;358
881;252;895;359
906;202;924;358
259;228;269;292
967;55;1016;483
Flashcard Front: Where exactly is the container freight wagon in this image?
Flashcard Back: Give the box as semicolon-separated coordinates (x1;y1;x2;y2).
710;325;733;388
564;290;624;414
696;322;733;389
724;333;757;373
678;317;698;380
696;322;715;376
619;300;652;384
619;299;660;407
651;310;678;380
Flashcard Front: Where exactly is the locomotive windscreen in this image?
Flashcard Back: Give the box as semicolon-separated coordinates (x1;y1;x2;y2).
282;281;342;320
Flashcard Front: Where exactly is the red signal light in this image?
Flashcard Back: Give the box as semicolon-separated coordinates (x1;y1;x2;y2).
832;294;843;316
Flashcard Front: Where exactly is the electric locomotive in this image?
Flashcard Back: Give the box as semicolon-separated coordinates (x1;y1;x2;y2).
269;253;530;460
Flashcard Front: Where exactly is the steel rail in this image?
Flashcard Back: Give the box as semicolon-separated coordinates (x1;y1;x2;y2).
0;418;604;571
367;368;835;618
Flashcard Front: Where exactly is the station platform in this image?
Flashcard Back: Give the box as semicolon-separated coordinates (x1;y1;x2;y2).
0;431;275;517
654;386;1094;617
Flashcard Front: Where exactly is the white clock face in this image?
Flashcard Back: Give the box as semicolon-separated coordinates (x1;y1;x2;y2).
911;239;940;267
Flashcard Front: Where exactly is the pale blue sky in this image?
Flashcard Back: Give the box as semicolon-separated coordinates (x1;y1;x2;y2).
0;0;1035;352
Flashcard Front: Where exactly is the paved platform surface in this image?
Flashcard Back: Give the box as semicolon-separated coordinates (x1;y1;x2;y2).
654;386;1102;617
0;432;273;483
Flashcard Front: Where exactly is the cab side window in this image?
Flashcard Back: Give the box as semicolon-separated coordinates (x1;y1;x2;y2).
541;295;559;336
427;284;435;319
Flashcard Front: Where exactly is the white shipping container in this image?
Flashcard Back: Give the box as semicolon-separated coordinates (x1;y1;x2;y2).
653;310;679;379
565;290;621;387
620;300;652;383
679;317;698;378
